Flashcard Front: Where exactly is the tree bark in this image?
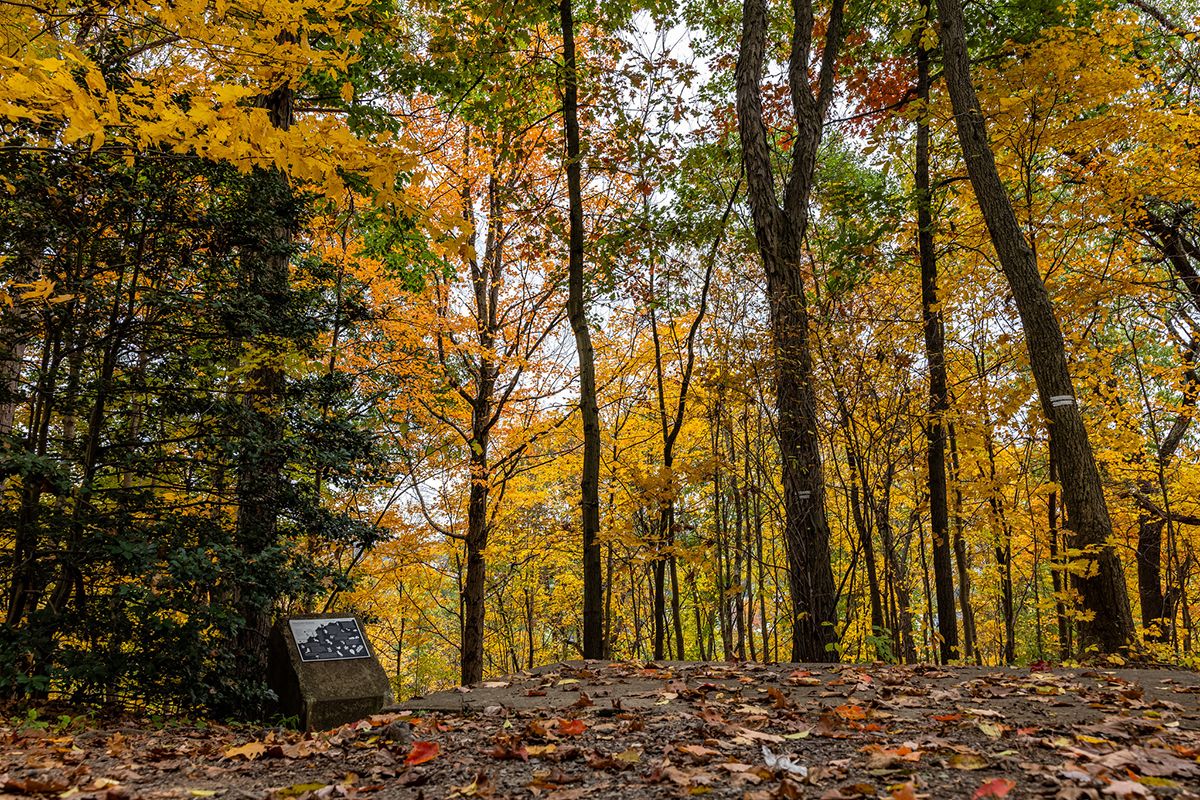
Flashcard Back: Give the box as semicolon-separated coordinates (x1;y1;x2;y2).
1048;445;1072;658
461;445;489;684
934;0;1134;652
736;0;846;663
230;65;296;695
982;432;1016;664
847;447;886;655
0;339;24;437
916;0;957;664
559;0;604;661
947;421;979;662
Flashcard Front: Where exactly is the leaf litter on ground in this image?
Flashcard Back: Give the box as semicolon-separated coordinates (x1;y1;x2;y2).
3;661;1200;798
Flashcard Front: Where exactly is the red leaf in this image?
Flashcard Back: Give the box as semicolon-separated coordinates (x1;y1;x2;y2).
557;718;587;736
973;778;1015;799
405;740;440;766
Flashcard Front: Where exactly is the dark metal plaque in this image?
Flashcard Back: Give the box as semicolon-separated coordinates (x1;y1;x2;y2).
289;618;371;662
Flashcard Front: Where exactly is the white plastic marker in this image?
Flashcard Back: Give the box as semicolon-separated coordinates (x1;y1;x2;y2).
797;491;811;500
1049;395;1076;408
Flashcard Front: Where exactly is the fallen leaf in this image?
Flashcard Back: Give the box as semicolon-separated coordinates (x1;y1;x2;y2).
450;770;493;797
405;741;440;766
734;726;784;743
788;669;823;686
977;723;1004;739
948;753;989;770
557;719;587;736
835;704;867;721
973;778;1015;799
614;748;641;764
224;742;266;761
1103;780;1151;798
276;783;327;798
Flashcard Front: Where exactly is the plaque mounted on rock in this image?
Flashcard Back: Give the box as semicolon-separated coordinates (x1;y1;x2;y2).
268;613;392;731
290;618;371;662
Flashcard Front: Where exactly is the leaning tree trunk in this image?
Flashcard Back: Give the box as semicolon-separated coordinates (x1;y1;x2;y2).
736;0;846;663
559;0;604;661
934;0;1134;652
916;0;957;663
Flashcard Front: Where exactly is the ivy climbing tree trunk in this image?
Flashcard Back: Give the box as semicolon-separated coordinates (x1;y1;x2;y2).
915;0;957;663
233;77;295;695
736;0;847;662
559;0;604;661
934;0;1134;652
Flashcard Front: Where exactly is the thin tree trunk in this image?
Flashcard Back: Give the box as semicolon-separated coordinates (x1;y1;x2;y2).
730;426;747;659
916;0;957;662
652;527;667;660
670;550;684;660
948;422;978;662
982;433;1016;665
847;448;886;656
1048;444;1072;659
559;0;603;660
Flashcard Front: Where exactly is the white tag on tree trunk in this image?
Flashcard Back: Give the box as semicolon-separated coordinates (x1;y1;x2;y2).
797;491;812;500
1050;395;1075;408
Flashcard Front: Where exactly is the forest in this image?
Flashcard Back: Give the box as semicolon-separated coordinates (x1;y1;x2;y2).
1;0;1198;716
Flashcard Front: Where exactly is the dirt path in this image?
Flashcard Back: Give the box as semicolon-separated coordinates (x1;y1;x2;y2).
4;660;1200;799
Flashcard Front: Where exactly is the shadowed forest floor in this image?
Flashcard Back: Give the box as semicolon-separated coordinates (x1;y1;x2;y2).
5;661;1200;799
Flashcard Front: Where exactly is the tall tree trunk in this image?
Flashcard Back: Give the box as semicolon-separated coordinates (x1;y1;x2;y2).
231;70;296;695
559;0;603;661
935;0;1133;652
736;0;846;663
916;0;957;663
